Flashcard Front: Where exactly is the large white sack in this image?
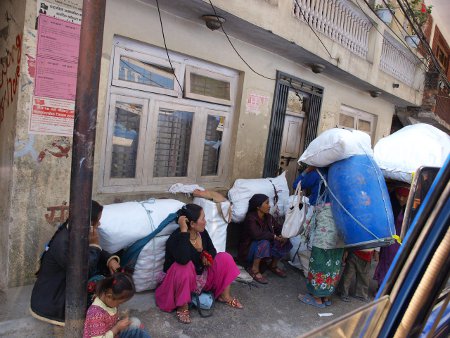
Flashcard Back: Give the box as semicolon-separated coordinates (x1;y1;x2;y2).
193;197;231;252
228;171;290;223
98;199;185;253
374;123;450;183
298;128;373;167
133;231;177;292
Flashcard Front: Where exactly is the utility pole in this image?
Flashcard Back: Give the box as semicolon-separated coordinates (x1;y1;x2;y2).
65;0;106;336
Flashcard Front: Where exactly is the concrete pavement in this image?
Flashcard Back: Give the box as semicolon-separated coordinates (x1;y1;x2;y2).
0;262;374;338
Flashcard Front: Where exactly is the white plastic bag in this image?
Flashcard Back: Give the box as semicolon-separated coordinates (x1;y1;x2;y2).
193;197;231;253
228;172;290;222
374;123;450;183
281;183;309;238
98;199;184;253
299;128;373;167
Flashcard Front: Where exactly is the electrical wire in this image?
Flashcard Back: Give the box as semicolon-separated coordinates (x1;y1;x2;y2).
396;0;450;89
154;0;184;92
207;0;276;81
357;0;429;72
292;0;338;62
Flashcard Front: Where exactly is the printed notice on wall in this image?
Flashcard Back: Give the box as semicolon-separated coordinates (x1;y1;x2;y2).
29;96;75;136
246;91;270;115
34;15;80;101
37;1;82;25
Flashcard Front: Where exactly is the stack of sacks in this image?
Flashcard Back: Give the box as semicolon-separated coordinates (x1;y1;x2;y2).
98;199;185;292
298;128;373;167
374;123;450;183
193;197;232;253
228;171;289;223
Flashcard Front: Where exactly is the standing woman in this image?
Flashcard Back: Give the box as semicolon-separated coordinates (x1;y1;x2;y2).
155;204;242;324
295;166;344;308
238;194;292;284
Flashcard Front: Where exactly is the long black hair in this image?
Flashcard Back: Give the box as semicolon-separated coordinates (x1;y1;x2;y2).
96;271;135;301
35;200;103;276
177;203;203;228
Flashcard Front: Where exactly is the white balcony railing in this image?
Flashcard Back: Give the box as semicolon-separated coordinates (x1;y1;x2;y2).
380;32;419;87
293;0;372;59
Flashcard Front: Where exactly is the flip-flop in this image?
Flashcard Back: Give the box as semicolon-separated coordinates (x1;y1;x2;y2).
324;300;332;306
218;296;244;309
298;293;326;308
246;268;268;284
176;309;191;324
340;295;351;302
269;266;287;278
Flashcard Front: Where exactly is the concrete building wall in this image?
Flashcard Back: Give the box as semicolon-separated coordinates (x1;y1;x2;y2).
5;0;394;288
5;0;82;288
0;0;26;291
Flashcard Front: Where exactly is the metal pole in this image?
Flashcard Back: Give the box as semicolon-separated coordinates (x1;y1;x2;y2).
65;0;106;336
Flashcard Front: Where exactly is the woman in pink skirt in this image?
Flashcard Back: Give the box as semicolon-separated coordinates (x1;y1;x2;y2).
155;204;243;324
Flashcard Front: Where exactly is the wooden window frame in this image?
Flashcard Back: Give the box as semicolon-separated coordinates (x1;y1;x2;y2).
100;39;238;193
338;105;377;142
184;65;234;106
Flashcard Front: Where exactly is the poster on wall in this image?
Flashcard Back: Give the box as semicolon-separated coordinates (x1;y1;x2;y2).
34;15;80;101
36;0;82;25
28;96;75;136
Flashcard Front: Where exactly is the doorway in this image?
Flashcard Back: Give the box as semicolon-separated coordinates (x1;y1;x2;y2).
263;71;324;190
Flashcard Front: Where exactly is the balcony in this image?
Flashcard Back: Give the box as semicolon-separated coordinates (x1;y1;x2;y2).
154;0;425;105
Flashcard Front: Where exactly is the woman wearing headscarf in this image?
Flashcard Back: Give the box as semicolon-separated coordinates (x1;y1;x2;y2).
295;166;344;308
238;194;292;284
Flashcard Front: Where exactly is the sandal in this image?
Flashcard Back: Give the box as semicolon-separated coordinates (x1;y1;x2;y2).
176;309;191;324
269;266;287;278
218;296;243;309
298;293;326;308
246;268;268;284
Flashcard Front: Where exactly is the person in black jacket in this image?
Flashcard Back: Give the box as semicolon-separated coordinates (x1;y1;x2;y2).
30;200;120;326
155;203;242;324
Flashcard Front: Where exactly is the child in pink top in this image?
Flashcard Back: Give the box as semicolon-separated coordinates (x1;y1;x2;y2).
83;272;150;338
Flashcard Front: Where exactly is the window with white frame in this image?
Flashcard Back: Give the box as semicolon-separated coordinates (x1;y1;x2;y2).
100;37;238;193
338;105;377;142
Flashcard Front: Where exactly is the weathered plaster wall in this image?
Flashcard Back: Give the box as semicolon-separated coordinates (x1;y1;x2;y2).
0;0;26;291
6;0;82;287
98;0;394;185
6;0;394;287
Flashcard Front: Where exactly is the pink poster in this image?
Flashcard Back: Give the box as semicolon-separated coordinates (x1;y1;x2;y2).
34;15;80;100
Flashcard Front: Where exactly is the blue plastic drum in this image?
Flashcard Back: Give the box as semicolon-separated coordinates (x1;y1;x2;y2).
328;154;395;249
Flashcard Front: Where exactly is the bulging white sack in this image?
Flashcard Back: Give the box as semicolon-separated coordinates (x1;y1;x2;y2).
98;199;184;253
298;128;373;167
133;223;179;292
193;197;231;253
228;172;290;223
374;123;450;183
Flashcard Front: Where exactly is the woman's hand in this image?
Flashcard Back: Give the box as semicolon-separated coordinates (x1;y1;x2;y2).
275;235;288;245
107;258;120;274
111;318;131;335
201;255;212;267
178;215;189;232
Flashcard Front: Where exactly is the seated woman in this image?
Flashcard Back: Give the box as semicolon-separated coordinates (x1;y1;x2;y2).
238;194;292;284
155;203;242;324
30;200;120;326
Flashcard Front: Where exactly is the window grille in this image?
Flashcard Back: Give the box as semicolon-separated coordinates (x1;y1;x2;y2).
153;109;193;177
201;115;224;176
110;102;141;178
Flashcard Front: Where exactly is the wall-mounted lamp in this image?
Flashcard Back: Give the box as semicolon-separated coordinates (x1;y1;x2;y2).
201;15;225;31
393;83;400;88
369;90;382;98
310;63;325;73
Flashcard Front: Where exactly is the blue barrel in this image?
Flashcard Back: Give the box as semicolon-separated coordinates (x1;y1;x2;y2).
328;154;395;249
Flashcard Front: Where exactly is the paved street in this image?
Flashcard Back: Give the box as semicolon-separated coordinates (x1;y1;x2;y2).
0;261;376;338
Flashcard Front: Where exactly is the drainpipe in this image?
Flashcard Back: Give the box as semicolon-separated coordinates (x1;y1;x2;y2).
65;0;106;336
